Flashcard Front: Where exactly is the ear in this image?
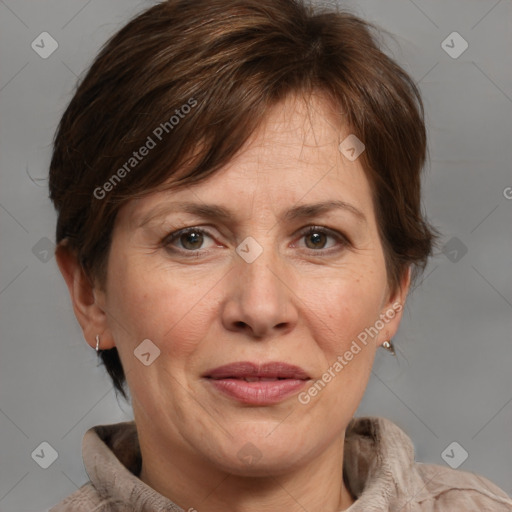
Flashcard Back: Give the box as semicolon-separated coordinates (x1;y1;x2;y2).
377;266;411;347
55;242;115;350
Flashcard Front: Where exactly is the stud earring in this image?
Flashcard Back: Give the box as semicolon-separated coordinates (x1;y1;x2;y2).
382;339;396;356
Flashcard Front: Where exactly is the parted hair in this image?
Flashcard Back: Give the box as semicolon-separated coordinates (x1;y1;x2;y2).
49;0;438;400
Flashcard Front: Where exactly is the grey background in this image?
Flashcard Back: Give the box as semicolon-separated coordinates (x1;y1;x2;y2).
0;0;511;510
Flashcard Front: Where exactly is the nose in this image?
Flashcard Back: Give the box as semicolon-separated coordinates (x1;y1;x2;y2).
221;249;299;339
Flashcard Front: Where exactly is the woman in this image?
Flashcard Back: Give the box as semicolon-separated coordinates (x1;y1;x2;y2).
48;0;512;510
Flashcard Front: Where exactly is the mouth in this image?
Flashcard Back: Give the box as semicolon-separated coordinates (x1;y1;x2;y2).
202;361;311;405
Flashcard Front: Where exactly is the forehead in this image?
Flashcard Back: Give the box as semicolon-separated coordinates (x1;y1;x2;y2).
122;92;375;225
225;92;348;173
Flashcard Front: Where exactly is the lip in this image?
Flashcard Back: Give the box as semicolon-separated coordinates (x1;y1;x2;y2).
203;361;310;405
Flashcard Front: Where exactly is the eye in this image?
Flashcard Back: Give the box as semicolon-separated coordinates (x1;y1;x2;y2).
295;226;349;252
161;225;349;257
163;227;218;252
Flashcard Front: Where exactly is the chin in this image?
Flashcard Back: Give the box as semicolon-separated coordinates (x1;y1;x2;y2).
204;433;308;477
214;449;305;478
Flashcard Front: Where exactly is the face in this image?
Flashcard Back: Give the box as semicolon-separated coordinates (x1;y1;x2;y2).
93;93;407;475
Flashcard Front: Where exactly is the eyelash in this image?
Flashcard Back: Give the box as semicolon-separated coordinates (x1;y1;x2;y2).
161;225;350;257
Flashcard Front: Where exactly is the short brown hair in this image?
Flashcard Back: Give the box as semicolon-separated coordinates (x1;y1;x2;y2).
49;0;438;399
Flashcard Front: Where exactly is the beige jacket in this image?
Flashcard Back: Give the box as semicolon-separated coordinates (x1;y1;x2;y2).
50;416;512;511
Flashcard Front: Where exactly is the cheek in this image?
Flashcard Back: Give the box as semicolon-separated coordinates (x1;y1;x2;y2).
105;252;220;362
296;278;380;422
293;260;387;416
300;263;386;352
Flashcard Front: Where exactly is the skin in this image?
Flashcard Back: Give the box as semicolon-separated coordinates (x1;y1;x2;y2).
57;92;410;512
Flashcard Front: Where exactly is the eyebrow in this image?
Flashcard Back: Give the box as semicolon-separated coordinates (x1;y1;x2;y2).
282;200;366;224
138;199;367;227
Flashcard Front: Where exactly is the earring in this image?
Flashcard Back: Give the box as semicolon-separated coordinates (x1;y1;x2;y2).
95;335;100;353
382;339;396;356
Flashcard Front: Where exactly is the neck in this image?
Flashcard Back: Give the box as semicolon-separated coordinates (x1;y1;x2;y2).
137;426;355;512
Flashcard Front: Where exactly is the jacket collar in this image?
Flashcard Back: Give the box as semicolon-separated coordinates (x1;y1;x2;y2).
342;417;431;510
83;416;430;511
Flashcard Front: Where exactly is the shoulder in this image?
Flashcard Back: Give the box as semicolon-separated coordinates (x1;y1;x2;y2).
414;461;512;511
49;482;124;512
